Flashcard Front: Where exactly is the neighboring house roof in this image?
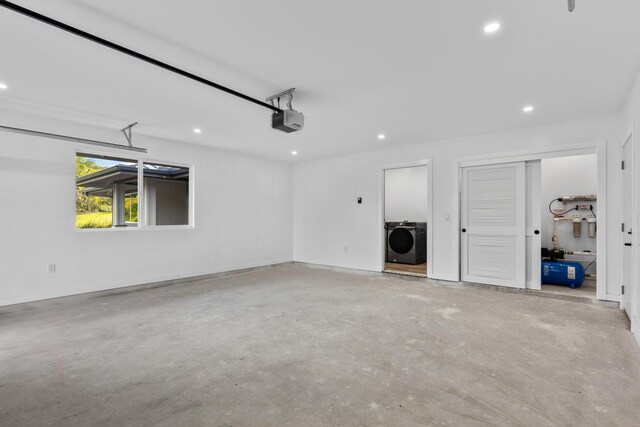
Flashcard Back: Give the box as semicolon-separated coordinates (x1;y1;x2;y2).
77;164;188;198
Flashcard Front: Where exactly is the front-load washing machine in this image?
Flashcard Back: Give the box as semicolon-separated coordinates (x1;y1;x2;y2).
386;222;427;264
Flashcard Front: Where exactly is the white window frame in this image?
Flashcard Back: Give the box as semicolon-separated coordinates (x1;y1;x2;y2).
75;150;195;232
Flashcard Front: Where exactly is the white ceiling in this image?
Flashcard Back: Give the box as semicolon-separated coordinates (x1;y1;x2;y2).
1;0;640;162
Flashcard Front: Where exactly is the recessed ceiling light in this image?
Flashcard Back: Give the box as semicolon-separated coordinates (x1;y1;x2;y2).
291;151;298;156
0;82;7;90
484;22;501;34
193;128;202;134
523;105;534;113
377;134;386;140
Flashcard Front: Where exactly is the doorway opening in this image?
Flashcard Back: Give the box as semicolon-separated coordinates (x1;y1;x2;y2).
383;165;429;277
459;150;602;300
539;154;598;299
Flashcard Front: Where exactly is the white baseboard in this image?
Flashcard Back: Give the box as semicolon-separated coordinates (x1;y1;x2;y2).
0;258;293;308
605;293;621;303
632;316;640;349
428;273;460;282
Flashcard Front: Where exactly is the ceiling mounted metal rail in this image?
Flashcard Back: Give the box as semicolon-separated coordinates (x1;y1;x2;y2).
0;0;282;113
0;125;148;153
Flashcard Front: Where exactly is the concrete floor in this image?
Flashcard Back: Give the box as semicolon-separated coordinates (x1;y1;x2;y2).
1;264;639;426
540;277;597;300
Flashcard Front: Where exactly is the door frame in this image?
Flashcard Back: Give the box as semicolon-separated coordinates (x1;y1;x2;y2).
621;125;638;332
451;139;610;301
525;160;542;290
378;159;433;277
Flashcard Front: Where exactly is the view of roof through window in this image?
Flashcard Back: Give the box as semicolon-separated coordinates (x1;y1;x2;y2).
75;155;189;229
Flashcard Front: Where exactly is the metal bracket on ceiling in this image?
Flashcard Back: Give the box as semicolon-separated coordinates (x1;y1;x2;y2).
0;124;147;153
121;122;138;147
568;0;576;12
266;88;296;110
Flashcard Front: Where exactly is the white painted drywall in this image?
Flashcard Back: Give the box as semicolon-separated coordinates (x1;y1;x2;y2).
541;154;598;272
623;67;640;345
293;115;623;298
384;166;428;222
0;113;293;306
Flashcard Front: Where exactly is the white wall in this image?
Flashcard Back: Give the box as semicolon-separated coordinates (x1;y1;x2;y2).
0;114;293;306
384;166;428;222
293;115;623;299
541;154;598;272
623;68;640;345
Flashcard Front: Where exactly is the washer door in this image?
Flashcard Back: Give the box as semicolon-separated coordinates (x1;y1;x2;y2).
388;228;414;254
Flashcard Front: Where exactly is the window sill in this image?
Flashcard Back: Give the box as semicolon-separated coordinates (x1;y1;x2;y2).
75;225;194;232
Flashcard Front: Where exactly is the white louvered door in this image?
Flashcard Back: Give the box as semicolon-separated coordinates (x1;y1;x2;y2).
525;161;541;290
461;162;526;288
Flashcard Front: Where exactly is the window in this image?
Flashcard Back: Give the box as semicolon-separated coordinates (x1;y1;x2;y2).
75;153;190;229
76;154;139;229
142;162;190;226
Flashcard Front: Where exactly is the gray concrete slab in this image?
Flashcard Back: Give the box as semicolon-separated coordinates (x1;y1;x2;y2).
1;263;639;426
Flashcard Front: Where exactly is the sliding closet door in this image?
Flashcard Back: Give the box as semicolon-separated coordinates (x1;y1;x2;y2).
525;161;542;290
461;162;526;288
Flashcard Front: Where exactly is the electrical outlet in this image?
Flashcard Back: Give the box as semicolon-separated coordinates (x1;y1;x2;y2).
48;263;56;273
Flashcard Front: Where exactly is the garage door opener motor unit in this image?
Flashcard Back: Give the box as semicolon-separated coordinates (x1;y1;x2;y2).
386;222;426;265
267;88;304;133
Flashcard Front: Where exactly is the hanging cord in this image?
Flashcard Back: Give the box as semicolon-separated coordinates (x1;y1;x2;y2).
548;199;577;216
583;258;597;272
590;204;597;218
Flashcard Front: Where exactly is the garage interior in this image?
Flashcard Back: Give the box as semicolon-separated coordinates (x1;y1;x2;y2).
2;1;640;426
